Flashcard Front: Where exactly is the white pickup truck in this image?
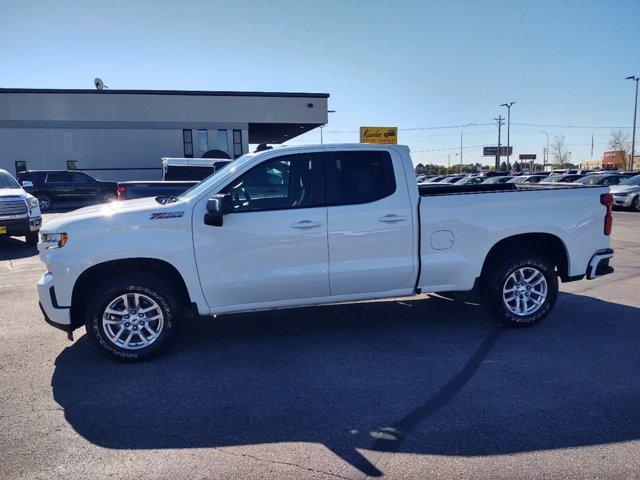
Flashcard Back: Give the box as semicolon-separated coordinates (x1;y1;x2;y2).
37;144;615;362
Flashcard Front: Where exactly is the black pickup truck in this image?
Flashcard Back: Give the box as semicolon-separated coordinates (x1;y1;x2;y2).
18;170;117;211
117;158;231;200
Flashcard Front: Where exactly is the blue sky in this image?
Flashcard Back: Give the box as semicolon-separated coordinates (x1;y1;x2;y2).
1;0;638;166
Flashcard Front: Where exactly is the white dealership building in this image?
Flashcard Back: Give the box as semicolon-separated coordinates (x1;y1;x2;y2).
0;88;329;181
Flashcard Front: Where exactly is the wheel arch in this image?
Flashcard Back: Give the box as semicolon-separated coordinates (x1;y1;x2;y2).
480;232;570;282
70;258;193;330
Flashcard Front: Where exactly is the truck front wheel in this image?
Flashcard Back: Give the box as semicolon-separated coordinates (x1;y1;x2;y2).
85;274;182;362
480;250;558;328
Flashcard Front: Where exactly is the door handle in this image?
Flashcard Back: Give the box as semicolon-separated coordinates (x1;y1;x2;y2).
292;220;322;229
378;214;407;223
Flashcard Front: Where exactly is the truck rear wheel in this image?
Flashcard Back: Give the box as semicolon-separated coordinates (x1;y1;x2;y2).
480;250;558;328
85;273;182;362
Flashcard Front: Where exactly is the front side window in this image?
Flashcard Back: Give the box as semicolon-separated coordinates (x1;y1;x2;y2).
46;172;73;183
222;154;321;212
326;151;396;205
71;172;92;183
183;129;193;158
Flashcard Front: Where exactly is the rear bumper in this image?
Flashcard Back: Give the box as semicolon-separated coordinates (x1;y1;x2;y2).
37;272;71;329
586;248;614;280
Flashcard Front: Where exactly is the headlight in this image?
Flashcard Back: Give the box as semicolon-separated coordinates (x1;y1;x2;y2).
614;192;630;197
28;197;39;208
40;232;68;249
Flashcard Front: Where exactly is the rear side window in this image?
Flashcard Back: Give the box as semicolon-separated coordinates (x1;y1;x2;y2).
326;151;396;205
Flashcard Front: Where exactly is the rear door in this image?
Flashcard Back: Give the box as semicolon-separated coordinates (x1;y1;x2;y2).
325;148;416;296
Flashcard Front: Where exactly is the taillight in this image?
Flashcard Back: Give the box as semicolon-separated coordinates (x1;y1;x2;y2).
117;185;126;198
600;193;613;236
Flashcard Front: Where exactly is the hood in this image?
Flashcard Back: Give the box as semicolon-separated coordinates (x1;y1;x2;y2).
610;184;640;194
0;187;28;198
41;197;180;232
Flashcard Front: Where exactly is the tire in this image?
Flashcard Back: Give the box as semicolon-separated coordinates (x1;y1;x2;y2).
479;249;558;328
25;231;39;245
632;195;640;213
37;194;52;211
85;273;182;362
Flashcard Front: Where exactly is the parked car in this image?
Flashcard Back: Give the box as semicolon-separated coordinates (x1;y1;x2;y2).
610;174;640;211
574;174;631;187
439;175;465;183
423;175;448;183
117;158;231;200
37;144;614;362
454;176;484;185
540;174;584;183
18;170;117;211
482;176;515;184
507;175;548;184
0;169;41;244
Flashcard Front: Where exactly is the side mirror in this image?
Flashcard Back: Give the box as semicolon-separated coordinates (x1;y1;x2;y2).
22;180;33;188
204;194;232;227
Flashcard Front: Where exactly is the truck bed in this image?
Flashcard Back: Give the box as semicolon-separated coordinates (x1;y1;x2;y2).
417;183;609;293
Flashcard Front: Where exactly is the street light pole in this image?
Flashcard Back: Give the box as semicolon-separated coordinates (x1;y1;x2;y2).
626;76;639;170
540;130;549;167
494;115;505;170
500;102;515;170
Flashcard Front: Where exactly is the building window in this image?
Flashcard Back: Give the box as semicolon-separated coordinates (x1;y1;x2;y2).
233;129;243;158
15;161;27;175
66;160;77;170
198;129;208;154
183;129;193;158
218;129;228;153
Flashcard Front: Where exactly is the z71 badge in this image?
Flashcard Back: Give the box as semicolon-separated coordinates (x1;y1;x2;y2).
150;211;184;220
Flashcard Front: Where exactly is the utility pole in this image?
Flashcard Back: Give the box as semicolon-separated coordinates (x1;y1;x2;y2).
540;130;549;168
591;134;594;159
500;102;515;170
626;76;639;170
460;130;463;173
494;115;505;171
448;154;451;171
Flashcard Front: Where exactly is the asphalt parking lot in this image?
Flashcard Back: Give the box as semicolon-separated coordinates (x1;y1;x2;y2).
1;211;639;479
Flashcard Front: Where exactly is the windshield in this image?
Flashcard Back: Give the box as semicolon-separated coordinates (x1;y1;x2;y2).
507;176;527;184
177;153;257;200
619;174;640;186
0;171;20;189
575;176;603;185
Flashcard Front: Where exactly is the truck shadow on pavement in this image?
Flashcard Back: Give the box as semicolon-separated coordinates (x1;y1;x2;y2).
51;292;640;477
0;236;37;260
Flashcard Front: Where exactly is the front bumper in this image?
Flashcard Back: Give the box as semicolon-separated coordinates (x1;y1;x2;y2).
0;215;41;236
612;194;636;207
37;272;72;331
586;248;614;280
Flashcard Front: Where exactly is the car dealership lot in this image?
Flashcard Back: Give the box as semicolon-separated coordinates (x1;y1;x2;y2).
1;211;640;479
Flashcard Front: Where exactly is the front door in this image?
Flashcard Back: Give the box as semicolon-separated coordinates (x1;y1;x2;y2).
194;151;330;309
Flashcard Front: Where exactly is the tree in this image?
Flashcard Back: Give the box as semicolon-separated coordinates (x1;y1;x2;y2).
551;135;569;164
608;128;631;158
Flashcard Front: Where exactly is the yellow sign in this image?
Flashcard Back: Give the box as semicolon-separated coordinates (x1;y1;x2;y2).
360;127;398;144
